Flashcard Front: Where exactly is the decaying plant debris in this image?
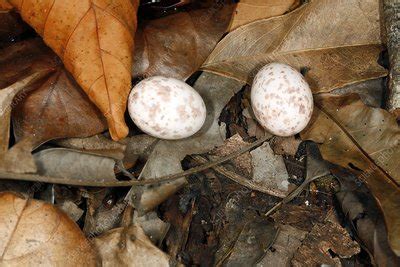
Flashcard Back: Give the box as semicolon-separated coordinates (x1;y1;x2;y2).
0;0;399;266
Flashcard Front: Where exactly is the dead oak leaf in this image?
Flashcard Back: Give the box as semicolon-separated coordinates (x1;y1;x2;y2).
1;0;139;141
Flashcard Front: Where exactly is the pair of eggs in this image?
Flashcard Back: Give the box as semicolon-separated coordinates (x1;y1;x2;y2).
128;63;313;140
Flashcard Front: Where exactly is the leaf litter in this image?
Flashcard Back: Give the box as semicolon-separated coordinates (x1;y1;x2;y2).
0;0;399;265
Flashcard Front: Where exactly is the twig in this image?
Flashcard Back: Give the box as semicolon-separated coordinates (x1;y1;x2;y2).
263;173;328;217
0;135;270;187
191;155;286;198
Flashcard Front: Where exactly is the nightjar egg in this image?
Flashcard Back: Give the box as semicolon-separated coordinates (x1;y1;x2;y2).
251;63;313;136
128;76;207;140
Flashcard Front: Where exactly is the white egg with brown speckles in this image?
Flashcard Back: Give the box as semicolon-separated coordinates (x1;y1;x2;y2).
128;76;207;140
251;63;313;136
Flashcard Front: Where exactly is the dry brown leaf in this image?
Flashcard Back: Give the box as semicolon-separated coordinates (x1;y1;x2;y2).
202;0;386;93
303;94;400;183
0;192;96;266
133;2;234;80
0;39;107;149
0;72;45;153
94;225;172;267
301;93;400;255
1;0;139;140
228;0;299;30
0;72;51;174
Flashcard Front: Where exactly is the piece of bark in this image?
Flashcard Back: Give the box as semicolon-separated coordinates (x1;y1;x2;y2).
383;0;400;118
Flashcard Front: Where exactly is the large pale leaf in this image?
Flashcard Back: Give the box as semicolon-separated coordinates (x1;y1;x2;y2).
0;192;96;266
202;0;386;93
301;93;400;255
1;0;139;140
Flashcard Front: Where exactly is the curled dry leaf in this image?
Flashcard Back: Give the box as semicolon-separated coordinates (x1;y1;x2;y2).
228;0;300;30
1;0;139;140
202;0;386;93
301;93;400;255
0;39;107;149
94;225;172;267
33;148;118;182
0;72;50;173
133;1;234;80
0;192;96;266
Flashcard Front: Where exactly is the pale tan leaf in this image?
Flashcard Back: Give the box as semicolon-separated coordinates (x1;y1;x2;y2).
202;0;386;93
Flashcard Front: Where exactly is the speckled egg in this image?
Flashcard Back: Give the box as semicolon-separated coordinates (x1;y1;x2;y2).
128;76;207;140
251;63;313;136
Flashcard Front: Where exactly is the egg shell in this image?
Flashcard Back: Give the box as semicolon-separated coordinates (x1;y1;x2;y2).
128;76;207;140
251;63;313;136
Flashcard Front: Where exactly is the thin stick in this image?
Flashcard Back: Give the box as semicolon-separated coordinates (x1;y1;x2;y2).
0;135;270;187
191;155;286;198
264;172;328;217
